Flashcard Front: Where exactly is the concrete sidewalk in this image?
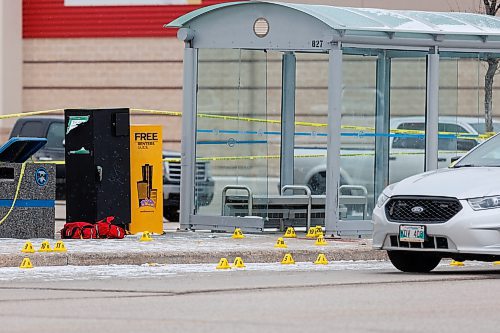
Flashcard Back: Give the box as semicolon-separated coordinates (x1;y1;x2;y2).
0;223;386;268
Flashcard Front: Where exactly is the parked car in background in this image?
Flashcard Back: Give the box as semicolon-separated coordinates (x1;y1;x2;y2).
373;132;500;272
162;151;214;222
10;117;215;222
294;117;499;212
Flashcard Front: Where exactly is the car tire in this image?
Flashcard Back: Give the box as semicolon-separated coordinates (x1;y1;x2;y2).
387;250;441;273
164;209;179;222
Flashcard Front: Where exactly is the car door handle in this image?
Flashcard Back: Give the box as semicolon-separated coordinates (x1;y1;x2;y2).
389;156;396;161
438;157;446;162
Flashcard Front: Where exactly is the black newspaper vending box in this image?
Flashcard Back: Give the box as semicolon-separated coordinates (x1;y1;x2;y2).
64;109;130;227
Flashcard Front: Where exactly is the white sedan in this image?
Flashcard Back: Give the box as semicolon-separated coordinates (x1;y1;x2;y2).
373;133;500;272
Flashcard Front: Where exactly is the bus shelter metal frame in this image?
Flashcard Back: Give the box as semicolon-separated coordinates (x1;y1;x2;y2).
167;1;500;235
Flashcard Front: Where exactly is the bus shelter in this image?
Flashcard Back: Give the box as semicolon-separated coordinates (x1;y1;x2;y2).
167;1;500;235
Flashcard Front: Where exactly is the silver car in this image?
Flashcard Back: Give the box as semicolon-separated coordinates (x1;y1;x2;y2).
373;133;500;272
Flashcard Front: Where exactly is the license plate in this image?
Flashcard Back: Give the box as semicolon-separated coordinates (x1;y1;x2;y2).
399;225;425;243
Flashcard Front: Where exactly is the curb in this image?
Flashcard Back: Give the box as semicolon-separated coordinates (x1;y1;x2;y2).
2;248;388;268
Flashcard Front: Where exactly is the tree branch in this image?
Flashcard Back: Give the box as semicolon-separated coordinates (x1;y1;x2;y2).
484;0;498;15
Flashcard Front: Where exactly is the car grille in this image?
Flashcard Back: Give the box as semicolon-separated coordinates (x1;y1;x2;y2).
385;196;462;223
389;235;449;249
165;160;207;183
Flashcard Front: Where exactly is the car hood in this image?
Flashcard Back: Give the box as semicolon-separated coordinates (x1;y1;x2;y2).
389;167;500;199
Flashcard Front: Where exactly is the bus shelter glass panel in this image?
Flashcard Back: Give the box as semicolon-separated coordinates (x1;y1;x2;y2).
459;57;496;148
196;49;270;218
438;57;479;166
293;53;328;196
341;54;377;219
389;56;427;185
294;53;376;221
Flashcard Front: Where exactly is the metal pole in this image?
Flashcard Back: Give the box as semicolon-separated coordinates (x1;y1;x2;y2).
280;52;296;191
325;44;343;235
374;52;391;201
179;45;198;229
425;47;439;171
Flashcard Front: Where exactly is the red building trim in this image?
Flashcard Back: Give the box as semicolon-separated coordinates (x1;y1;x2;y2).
23;0;230;38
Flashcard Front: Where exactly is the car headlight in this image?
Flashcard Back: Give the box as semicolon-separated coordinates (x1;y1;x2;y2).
376;193;390;208
468;196;500;210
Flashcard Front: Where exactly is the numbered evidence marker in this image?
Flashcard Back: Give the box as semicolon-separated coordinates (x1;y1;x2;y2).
315;235;328;246
232;228;245;239
450;260;464;267
216;258;231;270
274;237;288;248
19;257;33;269
21;241;35;253
53;240;67;252
306;227;317;239
233;257;246;268
314;253;329;265
38;240;52;252
281;253;295;265
139;231;153;242
283;227;297;239
314;225;324;237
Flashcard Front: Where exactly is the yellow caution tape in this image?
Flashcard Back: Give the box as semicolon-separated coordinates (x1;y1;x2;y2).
130;108;182;117
131;108;492;140
29;149;470;165
33;160;66;165
0;109;63;120
1;108;493;141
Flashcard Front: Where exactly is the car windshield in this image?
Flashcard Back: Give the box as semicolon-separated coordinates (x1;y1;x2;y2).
454;134;500;167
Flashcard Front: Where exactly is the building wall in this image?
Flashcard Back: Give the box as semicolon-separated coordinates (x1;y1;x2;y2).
22;37;184;150
0;1;22;136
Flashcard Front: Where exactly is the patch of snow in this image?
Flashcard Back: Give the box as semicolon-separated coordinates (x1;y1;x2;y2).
0;260;495;283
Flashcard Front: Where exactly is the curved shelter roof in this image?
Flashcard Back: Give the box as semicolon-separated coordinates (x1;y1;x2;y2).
166;1;500;53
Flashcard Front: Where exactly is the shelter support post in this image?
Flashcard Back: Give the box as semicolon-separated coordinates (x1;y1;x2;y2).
180;46;198;229
325;45;343;235
425;47;439;171
374;52;391;200
280;52;296;190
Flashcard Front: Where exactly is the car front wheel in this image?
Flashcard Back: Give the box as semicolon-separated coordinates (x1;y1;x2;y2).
387;250;441;273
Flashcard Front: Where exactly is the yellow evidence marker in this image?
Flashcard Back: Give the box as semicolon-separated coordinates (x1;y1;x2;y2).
314;225;324;237
38;240;52;252
216;258;231;269
139;231;153;242
281;253;295;265
232;228;245;239
21;241;35;253
53;240;67;252
19;257;33;269
283;227;297;238
315;235;328;246
274;237;288;248
306;227;317;239
450;260;464;267
233;257;246;268
314;253;329;265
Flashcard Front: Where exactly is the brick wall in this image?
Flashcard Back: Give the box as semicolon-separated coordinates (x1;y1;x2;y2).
21;37;184;151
